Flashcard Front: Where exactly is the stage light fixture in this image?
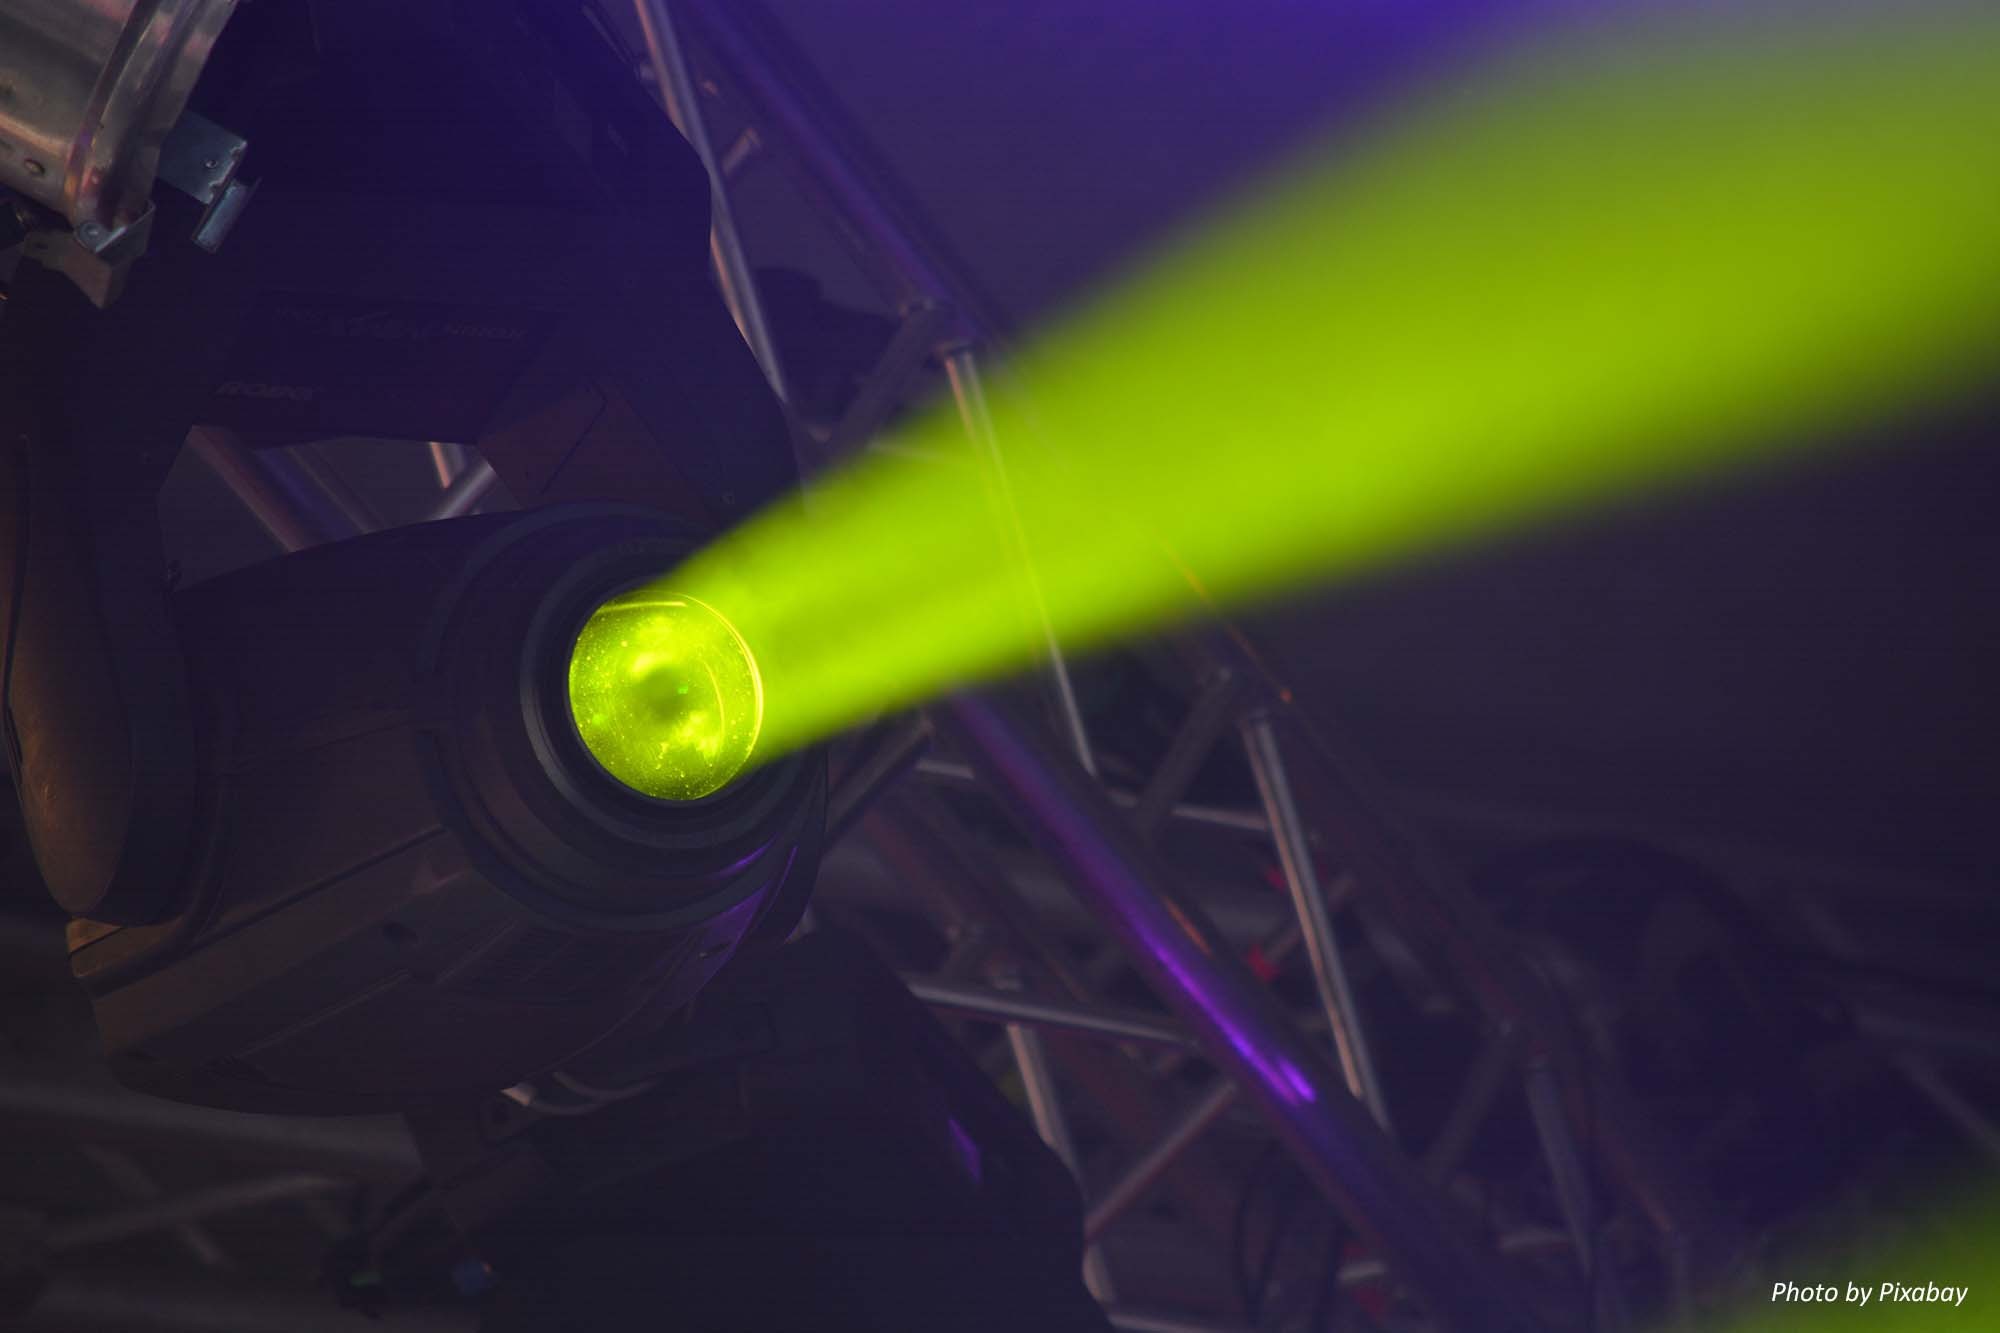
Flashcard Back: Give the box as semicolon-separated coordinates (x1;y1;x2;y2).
43;506;823;1113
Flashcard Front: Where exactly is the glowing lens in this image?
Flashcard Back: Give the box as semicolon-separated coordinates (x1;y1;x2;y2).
566;591;763;801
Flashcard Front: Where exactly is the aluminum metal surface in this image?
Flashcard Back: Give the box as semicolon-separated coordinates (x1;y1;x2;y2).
0;0;242;230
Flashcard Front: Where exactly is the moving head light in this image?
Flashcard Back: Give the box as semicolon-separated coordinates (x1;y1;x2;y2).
68;505;822;1113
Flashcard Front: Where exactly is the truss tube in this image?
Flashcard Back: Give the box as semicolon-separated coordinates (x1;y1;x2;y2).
47;1173;348;1253
633;0;791;403
289;446;385;534
674;0;989;333
186;428;359;553
1242;714;1391;1130
426;459;501;521
1085;1079;1238;1242
0;1077;419;1179
825;714;934;847
79;1145;234;1270
22;1269;474;1333
1006;1020;1119;1302
941;349;1098;773
1109;1309;1255;1333
904;976;1193;1051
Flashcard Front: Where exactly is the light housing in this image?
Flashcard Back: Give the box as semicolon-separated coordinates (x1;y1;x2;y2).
64;505;824;1113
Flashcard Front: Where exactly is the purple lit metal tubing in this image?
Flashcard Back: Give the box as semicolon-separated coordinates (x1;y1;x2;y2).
944;692;1550;1333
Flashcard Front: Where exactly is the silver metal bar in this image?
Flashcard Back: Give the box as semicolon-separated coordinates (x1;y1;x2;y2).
1123;793;1266;836
1131;670;1242;841
1855;1003;2000;1067
1085;1080;1239;1241
427;440;470;488
1797;893;2000;1168
1242;714;1392;1131
905;976;1193;1051
943;692;1550;1333
823;302;954;461
187;427;359;552
1523;1060;1598;1269
1421;1025;1524;1182
288;445;385;533
822;839;1292;954
825;713;932;847
0;1077;421;1180
1337;1226;1573;1287
633;0;790;403
1006;1020;1117;1302
942;346;1098;776
1007;1021;1082;1175
23;1270;478;1333
48;1173;349;1253
427;459;500;521
719;126;762;178
1895;1054;2000;1169
916;757;1270;835
1529;1058;1633;1326
79;1144;234;1270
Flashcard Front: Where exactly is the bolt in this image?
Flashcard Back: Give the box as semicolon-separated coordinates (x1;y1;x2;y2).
204;157;219;170
22;159;45;177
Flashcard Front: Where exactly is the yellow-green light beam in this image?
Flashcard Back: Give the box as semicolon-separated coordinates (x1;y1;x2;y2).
606;6;2000;777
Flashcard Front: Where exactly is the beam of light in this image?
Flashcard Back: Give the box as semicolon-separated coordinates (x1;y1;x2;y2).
637;4;2000;771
